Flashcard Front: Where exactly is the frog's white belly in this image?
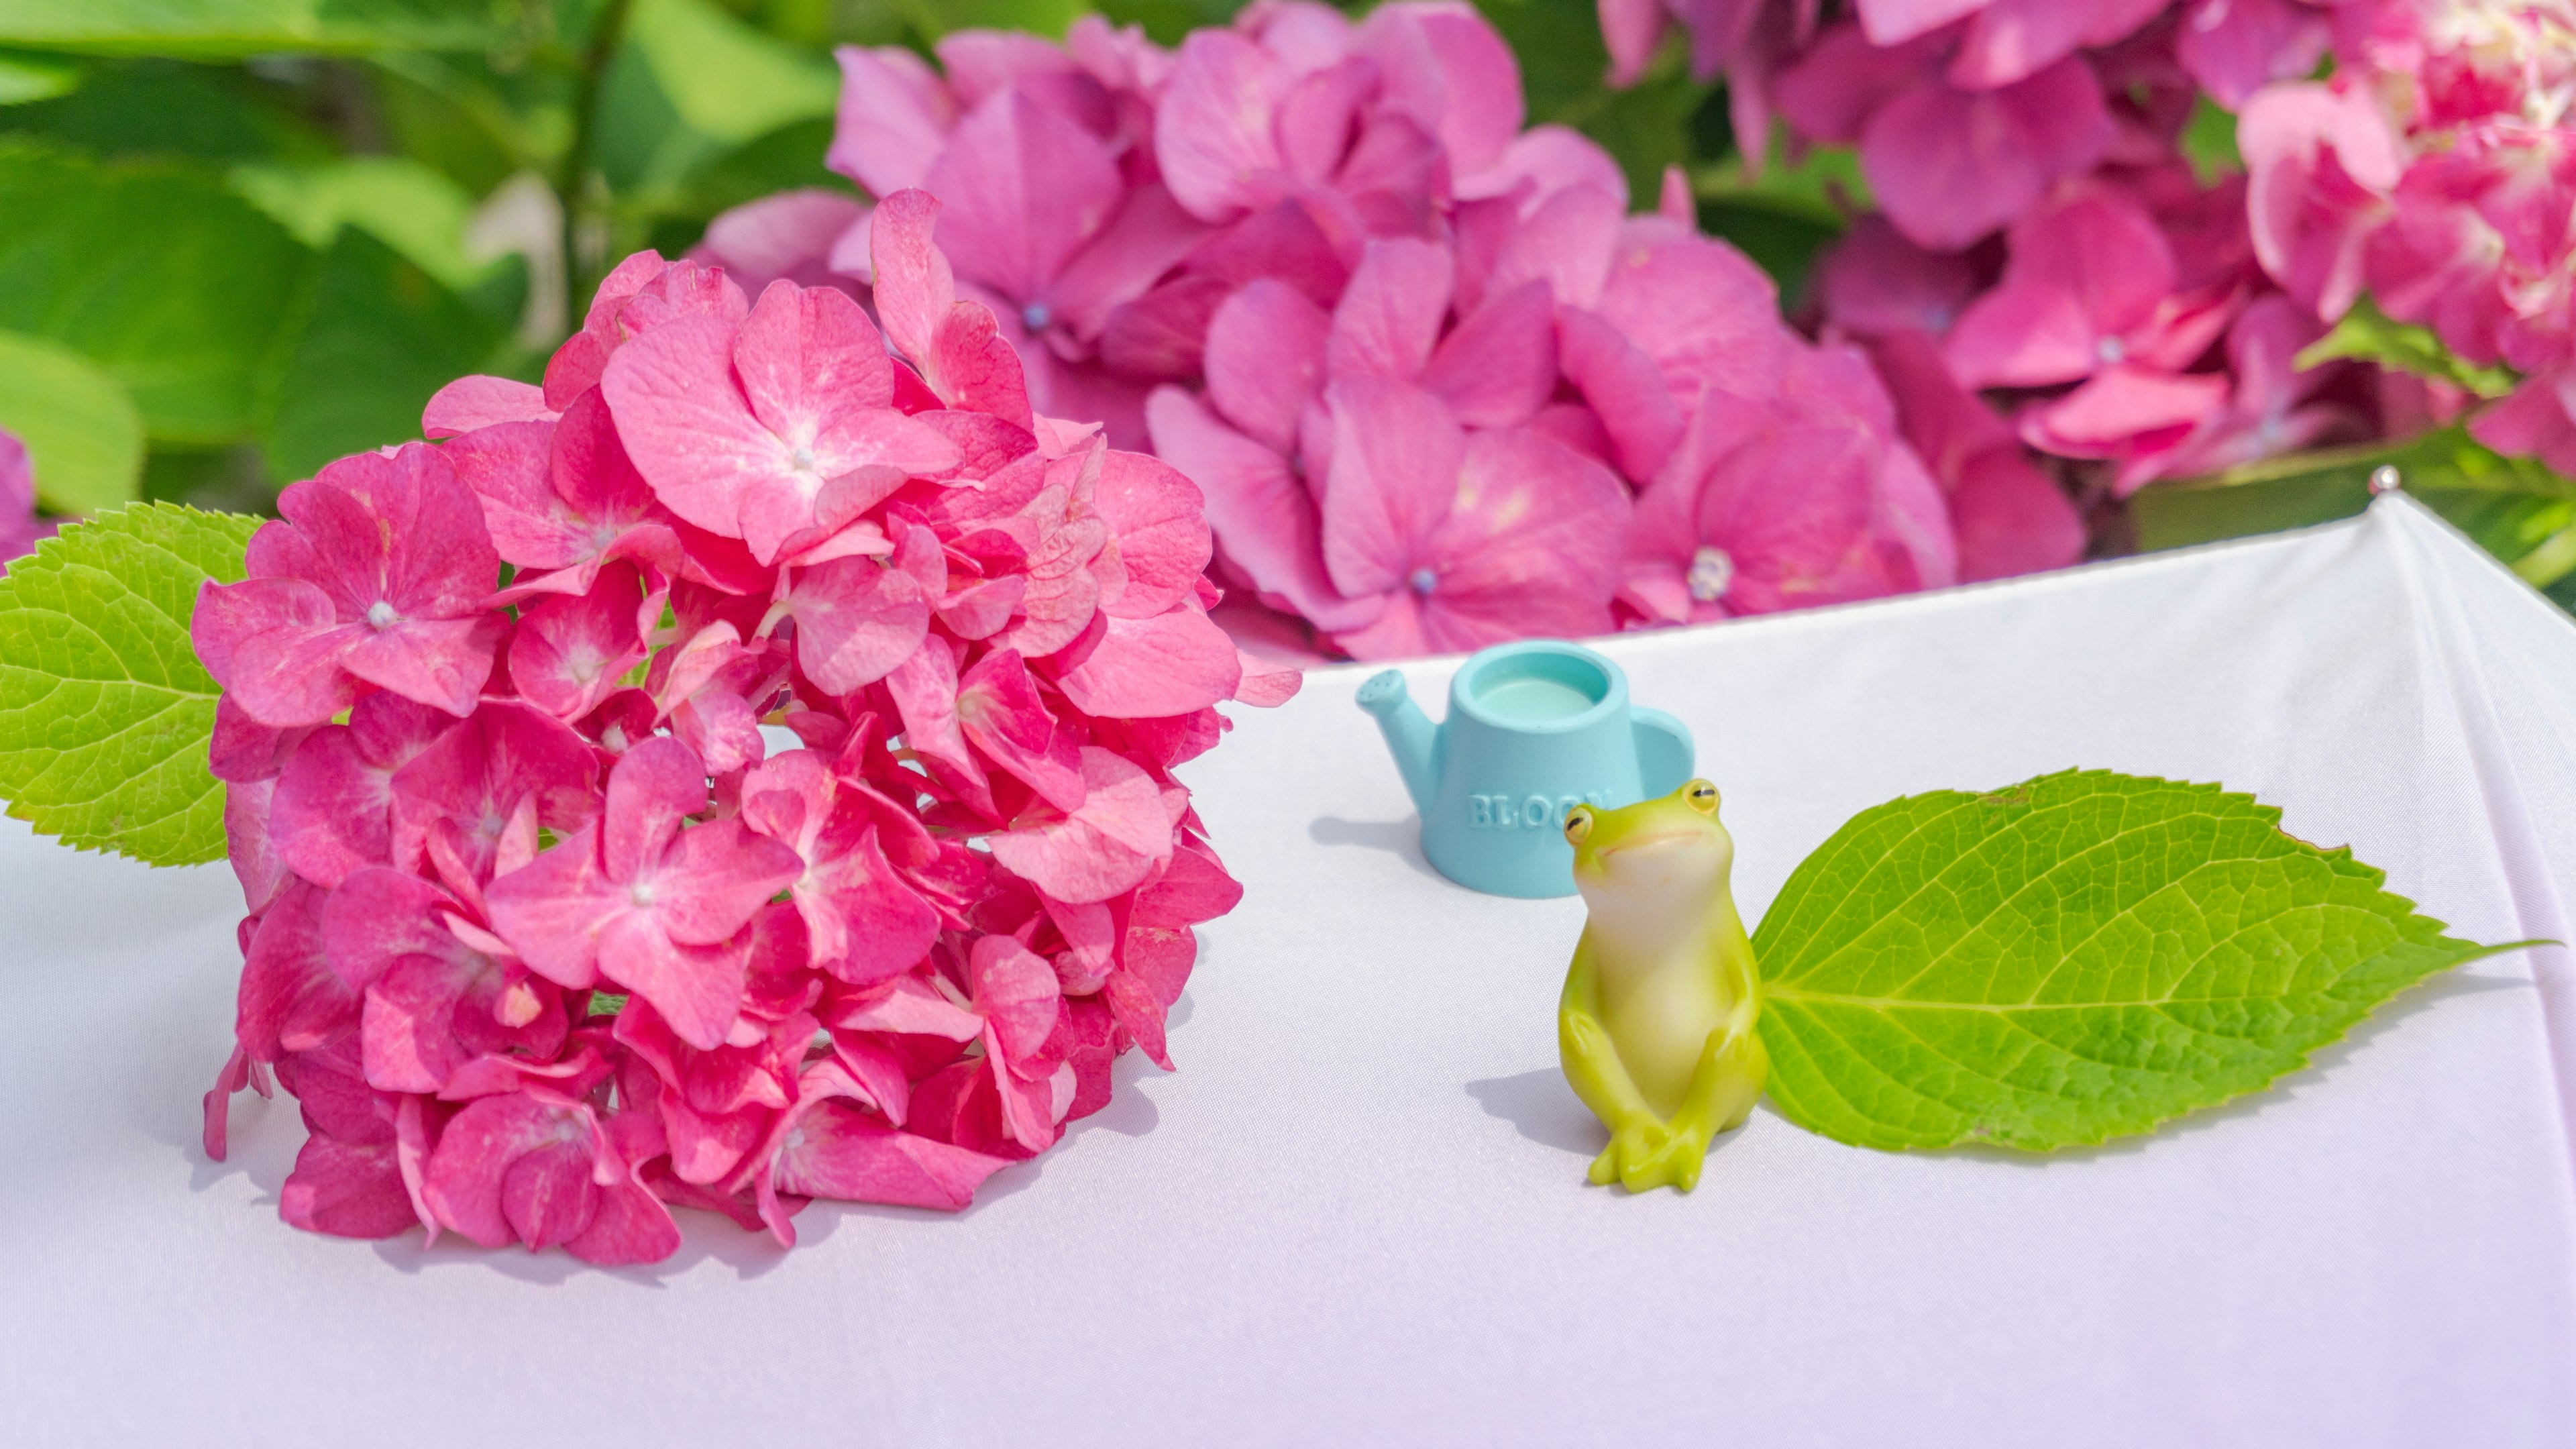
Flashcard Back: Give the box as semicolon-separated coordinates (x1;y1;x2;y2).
1601;951;1729;1118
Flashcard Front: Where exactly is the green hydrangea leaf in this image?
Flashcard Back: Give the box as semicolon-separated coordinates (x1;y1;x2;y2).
0;502;256;865
2296;294;2520;398
0;142;313;445
1753;769;2513;1151
0;327;143;513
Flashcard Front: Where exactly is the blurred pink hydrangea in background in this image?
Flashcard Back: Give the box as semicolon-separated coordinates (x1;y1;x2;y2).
1651;0;2576;534
700;0;2071;663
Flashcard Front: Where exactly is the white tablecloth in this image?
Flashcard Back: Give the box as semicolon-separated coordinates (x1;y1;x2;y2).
4;495;2571;1446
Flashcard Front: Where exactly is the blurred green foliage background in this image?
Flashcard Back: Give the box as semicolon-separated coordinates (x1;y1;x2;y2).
0;1;1839;522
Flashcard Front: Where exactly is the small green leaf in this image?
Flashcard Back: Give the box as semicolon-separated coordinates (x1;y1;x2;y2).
627;0;839;147
0;0;497;58
0;49;80;104
0;503;258;865
2296;294;2520;398
2180;94;2240;185
1754;769;2509;1151
0;328;144;513
229;156;490;290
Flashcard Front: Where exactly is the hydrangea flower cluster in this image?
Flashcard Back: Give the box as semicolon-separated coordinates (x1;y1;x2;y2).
0;426;53;576
2231;3;2576;472
699;0;2053;661
191;197;1293;1263
1644;1;2575;502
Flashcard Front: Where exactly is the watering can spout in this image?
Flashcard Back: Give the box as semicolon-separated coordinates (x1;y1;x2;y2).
1356;669;1442;817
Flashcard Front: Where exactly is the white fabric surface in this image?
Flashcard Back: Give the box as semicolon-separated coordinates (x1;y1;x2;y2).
3;495;2571;1446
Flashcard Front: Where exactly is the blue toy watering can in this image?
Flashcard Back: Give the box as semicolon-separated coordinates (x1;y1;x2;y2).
1356;640;1695;899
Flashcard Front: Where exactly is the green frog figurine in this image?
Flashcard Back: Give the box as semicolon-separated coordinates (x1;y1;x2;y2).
1558;779;1768;1193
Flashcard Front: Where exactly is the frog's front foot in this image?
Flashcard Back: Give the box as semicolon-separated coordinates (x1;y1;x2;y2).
1587;1119;1668;1187
1619;1121;1713;1193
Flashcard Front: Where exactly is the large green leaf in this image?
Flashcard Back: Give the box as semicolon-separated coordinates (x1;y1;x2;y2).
261;227;502;482
230;156;490;289
0;142;313;444
1754;769;2507;1151
0;329;144;514
626;0;837;146
0;503;258;865
2134;426;2576;553
0;0;497;57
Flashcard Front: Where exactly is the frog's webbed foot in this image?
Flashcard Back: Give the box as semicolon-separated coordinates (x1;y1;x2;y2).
1621;1121;1712;1193
1587;1119;1668;1187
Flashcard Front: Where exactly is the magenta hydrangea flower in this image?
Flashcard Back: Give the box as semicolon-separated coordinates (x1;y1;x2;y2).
195;210;1293;1263
193;444;506;728
0;427;55;576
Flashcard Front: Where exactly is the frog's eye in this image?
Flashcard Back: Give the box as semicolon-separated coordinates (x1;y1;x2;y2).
1684;779;1719;814
1563;804;1594;845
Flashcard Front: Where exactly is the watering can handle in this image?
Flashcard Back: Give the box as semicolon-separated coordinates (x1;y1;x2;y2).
1631;707;1695;796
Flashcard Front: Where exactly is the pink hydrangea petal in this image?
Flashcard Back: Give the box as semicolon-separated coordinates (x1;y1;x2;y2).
1419;279;1556;428
442;419;584;571
827;45;957;199
1596;0;1672;89
1318;377;1467;600
785;555;931;695
773;1106;1008;1209
1157;30;1297;221
867;188;953;366
1051;606;1242;718
693;189;869;294
1856;0;1993;46
2019;365;2235;456
1947;0;2165;91
1206;280;1332;455
955;647;1086;811
1354;0;1523;178
1456;123;1630;212
735;280;896;441
926;88;1124;305
509;566;651;721
1092;449;1213;619
2176;0;2332;111
2471;370;2576;478
1146;388;1377;631
422;1091;577;1248
1487;182;1622;311
423;376;556;438
1860;58;2114;250
1327;237;1455;383
280;1130;421;1239
1610;227;1795;398
1813;214;1982;338
987;745;1172;904
1409;426;1629;651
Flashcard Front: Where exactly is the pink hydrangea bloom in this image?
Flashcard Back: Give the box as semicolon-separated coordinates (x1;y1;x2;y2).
195;211;1290;1263
0;426;55;577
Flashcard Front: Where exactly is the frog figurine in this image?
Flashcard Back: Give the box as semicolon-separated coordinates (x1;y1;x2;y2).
1558;778;1768;1192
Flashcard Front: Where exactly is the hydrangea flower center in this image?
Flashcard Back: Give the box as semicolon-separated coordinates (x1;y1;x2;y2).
791;444;819;473
364;600;398;630
2096;335;2127;365
1687;545;1735;603
629;881;657;909
1408;567;1438;596
1022;301;1052;332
